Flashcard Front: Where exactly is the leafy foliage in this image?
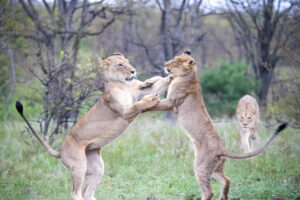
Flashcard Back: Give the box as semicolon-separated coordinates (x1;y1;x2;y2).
266;66;300;128
200;61;259;117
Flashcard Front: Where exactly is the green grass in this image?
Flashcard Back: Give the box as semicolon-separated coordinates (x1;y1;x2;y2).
0;114;299;200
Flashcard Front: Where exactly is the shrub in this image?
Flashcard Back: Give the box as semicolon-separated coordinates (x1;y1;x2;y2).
200;61;259;117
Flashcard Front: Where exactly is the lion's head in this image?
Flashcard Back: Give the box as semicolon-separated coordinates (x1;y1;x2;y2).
98;53;136;83
164;50;197;78
236;106;256;130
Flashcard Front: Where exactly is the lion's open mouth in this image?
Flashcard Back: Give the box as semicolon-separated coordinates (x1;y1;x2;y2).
125;76;134;81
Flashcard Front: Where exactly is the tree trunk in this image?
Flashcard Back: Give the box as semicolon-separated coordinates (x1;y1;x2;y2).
258;66;274;106
160;0;173;63
5;40;16;111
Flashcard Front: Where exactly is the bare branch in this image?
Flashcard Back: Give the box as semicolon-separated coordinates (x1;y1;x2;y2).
155;0;163;11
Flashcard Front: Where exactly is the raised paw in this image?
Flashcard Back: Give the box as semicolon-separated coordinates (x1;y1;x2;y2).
142;94;159;108
138;81;154;90
138;76;163;90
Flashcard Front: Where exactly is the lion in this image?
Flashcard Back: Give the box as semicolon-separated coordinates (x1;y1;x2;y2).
16;52;171;200
147;50;287;200
236;95;260;152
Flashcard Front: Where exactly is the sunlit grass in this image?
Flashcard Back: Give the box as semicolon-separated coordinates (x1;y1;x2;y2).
0;113;299;200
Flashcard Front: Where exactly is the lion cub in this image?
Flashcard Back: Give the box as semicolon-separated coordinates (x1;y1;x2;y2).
16;53;171;200
236;95;260;152
148;50;287;200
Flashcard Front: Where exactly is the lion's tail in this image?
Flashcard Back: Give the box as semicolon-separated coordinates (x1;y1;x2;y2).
15;101;61;159
219;123;288;159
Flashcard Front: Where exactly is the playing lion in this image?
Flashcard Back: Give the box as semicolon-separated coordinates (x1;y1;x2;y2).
147;50;287;200
236;95;260;152
16;53;171;200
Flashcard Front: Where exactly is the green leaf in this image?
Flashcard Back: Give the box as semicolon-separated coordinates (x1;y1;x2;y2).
66;78;72;84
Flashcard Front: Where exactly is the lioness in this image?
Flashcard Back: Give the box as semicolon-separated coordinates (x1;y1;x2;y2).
147;50;287;200
236;95;260;152
16;53;171;200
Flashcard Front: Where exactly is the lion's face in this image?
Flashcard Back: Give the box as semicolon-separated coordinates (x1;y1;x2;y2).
164;51;196;78
99;53;136;83
236;108;256;130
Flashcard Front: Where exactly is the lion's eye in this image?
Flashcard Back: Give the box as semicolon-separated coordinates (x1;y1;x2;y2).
241;117;244;120
248;117;251;120
189;60;193;64
119;64;124;67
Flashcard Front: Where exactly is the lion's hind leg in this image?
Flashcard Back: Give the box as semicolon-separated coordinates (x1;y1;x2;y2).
61;138;87;200
83;148;104;200
193;144;216;200
194;160;215;200
212;157;230;200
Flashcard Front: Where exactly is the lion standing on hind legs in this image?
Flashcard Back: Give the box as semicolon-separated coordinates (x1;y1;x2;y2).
147;50;287;200
16;52;171;200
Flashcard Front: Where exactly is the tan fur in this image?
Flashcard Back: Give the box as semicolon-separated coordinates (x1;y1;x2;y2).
148;51;285;200
236;95;260;152
18;53;171;200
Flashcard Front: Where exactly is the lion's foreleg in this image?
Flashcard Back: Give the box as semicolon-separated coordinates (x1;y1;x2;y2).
146;99;174;112
240;130;251;153
139;76;163;89
139;76;171;96
121;94;159;118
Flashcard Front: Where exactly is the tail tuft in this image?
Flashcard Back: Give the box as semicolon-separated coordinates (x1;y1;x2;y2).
16;101;24;116
277;122;288;133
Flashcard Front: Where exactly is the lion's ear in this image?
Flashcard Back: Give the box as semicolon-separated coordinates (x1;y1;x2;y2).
113;52;124;58
184;49;192;55
236;108;241;115
183;59;195;70
251;109;256;115
98;57;111;68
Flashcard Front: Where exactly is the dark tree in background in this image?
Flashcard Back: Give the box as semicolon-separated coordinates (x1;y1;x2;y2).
225;0;297;105
1;0;299;132
126;0;207;75
7;0;131;138
0;1;18;115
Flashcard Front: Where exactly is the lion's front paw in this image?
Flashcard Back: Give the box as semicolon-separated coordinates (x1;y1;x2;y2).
142;94;159;108
138;76;163;90
138;81;154;90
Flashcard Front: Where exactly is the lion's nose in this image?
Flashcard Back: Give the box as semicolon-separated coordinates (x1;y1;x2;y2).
243;124;247;126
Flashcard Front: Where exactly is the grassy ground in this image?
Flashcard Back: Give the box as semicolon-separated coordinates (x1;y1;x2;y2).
0;113;299;200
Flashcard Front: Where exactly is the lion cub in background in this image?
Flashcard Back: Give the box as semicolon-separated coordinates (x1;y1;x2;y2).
236;95;260;152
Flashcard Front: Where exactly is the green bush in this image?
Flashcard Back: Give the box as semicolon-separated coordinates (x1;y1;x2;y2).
200;61;259;117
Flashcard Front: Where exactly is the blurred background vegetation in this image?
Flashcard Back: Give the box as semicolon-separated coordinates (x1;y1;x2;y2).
0;0;299;199
1;0;299;129
1;0;300;126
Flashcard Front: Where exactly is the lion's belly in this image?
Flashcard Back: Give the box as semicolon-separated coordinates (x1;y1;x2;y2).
85;118;129;150
177;95;216;143
71;117;129;150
